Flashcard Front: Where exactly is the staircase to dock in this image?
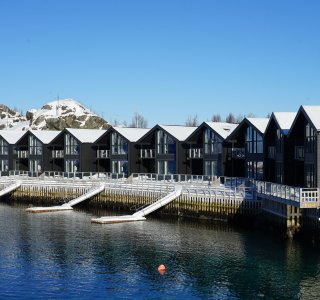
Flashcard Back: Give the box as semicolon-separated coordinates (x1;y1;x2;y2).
0;181;22;197
91;185;182;224
26;184;105;213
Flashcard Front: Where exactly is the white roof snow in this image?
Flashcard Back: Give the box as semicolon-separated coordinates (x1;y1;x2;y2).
0;130;26;144
113;127;150;142
246;118;269;134
29;130;61;144
205;122;238;139
66;128;107;143
302;106;320;130
273;112;296;131
159;125;197;141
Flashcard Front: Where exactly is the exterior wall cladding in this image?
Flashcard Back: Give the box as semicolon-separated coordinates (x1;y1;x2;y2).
1;105;319;189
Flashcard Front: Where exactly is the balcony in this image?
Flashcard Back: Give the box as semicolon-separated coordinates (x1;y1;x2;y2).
231;148;245;159
97;149;110;158
140;149;155;159
295;146;304;160
187;148;203;159
268;146;276;159
52;150;64;158
14;150;29;159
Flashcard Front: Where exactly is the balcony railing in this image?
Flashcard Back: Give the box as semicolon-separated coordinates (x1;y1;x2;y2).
187;148;203;159
14;150;29;158
268;146;276;159
140;149;155;158
52;150;64;158
97;149;110;158
294;146;304;160
231;148;245;159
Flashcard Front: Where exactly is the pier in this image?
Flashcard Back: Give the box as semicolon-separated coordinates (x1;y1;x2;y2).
0;171;318;233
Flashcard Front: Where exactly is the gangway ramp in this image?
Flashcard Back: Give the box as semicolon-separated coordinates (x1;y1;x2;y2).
0;181;21;197
26;184;105;213
91;185;182;224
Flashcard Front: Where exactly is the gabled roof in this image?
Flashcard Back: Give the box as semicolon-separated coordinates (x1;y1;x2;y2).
0;130;26;144
246;118;269;134
29;130;61;144
66;128;107;143
159;125;197;141
272;112;296;134
113;127;150;142
205;122;238;139
302;106;320;130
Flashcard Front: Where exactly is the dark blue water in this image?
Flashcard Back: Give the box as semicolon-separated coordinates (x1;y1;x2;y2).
0;203;320;299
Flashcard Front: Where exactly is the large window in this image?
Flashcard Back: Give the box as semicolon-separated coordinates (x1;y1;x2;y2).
112;160;128;175
29;159;42;172
0;139;8;156
65;133;79;155
305;123;316;153
157;160;176;175
276;162;283;184
156;130;176;155
247;161;263;180
276;129;284;153
246;127;263;154
0;159;8;172
29;135;42;155
204;128;222;155
65;159;80;173
305;163;315;188
111;133;128;155
204;160;221;176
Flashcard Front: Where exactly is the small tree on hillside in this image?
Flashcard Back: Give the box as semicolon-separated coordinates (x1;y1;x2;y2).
225;113;236;124
211;114;222;122
130;112;148;128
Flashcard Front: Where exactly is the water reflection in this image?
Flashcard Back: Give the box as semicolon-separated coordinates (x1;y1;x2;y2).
0;202;320;299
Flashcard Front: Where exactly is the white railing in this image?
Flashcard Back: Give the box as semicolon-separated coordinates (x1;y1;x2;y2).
187;148;203;159
295;146;304;160
52;150;64;158
231;148;245;159
97;150;110;158
140;149;155;158
14;150;29;159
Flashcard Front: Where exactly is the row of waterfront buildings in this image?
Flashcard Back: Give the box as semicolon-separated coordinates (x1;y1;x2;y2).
0;105;319;189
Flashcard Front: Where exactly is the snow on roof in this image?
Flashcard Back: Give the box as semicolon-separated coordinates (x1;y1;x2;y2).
302;106;320;130
29;130;61;144
0;130;26;144
205;122;238;139
66;128;107;143
113;127;150;142
159;125;197;141
246;118;269;134
273;112;296;131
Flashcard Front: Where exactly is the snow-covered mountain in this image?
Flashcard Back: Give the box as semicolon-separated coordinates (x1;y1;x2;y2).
0;99;110;130
0;104;29;130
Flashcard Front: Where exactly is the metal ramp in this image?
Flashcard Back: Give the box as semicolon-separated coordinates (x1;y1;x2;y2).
26;184;105;213
0;181;21;197
91;185;182;224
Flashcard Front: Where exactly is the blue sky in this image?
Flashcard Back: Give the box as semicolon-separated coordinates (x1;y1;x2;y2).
0;0;320;126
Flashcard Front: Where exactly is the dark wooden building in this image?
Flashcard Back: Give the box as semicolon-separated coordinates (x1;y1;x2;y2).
49;128;106;173
225;118;269;179
137;125;197;175
0;131;26;175
287;106;320;188
185;122;238;176
95;127;150;176
263;112;296;184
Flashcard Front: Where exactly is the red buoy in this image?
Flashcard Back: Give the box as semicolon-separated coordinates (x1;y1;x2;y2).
158;264;166;274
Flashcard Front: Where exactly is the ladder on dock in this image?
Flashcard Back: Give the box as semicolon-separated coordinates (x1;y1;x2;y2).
91;185;182;224
26;184;105;213
0;181;21;197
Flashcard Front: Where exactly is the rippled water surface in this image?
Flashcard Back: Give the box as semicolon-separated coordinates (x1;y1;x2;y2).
1;202;320;299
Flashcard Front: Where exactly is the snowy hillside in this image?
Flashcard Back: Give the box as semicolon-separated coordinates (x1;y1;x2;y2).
0;99;110;131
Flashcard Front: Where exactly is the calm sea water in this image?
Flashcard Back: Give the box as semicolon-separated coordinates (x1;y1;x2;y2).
0;202;320;300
